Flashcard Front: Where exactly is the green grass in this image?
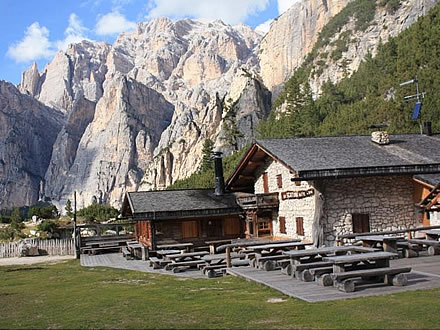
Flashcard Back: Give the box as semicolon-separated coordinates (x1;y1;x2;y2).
0;260;439;329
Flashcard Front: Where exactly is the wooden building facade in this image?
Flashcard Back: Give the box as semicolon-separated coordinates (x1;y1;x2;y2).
122;189;244;248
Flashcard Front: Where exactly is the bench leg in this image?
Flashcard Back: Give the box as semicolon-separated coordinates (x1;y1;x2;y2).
336;279;355;293
404;248;419;258
263;261;276;271
428;246;440;256
281;264;292;277
300;270;314;282
386;273;408;286
316;274;333;287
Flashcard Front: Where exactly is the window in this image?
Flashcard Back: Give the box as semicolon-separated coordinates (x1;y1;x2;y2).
352;214;370;233
279;216;286;234
263;172;269;193
276;174;283;188
296;217;304;236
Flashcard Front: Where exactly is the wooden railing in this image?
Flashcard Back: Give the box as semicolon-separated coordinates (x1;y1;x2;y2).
237;193;279;210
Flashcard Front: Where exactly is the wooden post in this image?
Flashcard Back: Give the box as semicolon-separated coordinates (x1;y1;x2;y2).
73;191;80;259
226;247;232;268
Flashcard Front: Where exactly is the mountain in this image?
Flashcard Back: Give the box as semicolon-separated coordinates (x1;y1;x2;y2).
259;0;440;138
0;81;64;208
2;0;437;211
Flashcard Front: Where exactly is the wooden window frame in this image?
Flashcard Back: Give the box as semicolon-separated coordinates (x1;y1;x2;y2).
276;174;283;189
352;214;370;233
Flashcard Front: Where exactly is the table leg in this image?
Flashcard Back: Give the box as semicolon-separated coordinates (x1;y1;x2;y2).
383;240;398;254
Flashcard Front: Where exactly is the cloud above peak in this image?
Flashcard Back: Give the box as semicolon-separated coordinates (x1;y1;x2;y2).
146;0;270;25
7;23;55;63
56;14;90;51
95;11;137;36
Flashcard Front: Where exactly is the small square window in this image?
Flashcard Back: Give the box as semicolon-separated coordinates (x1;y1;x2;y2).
276;174;283;188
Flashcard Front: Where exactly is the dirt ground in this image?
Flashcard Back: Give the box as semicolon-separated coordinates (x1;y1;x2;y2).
0;255;75;266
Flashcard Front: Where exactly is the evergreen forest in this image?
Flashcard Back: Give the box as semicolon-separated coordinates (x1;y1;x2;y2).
258;0;440;138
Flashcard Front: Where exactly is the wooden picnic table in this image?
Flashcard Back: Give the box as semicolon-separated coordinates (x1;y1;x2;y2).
84;238;134;247
202;252;244;265
205;239;232;254
164;251;209;262
155;249;182;256
216;239;300;253
355;235;404;254
420;229;440;241
283;246;377;265
156;243;193;252
248;242;312;255
322;251;398;273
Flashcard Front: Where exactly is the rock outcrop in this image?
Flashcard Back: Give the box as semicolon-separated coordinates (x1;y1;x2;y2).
258;0;352;94
0;81;64;209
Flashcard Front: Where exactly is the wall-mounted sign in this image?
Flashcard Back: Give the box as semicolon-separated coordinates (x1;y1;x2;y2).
281;189;315;200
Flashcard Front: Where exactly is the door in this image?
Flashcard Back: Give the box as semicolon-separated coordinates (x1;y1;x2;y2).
352;214;370;233
182;221;199;239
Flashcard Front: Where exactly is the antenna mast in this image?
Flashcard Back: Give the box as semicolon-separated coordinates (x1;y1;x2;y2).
400;75;426;135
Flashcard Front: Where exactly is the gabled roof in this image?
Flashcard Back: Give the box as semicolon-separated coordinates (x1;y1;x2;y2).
414;174;440;188
227;134;440;189
122;189;242;220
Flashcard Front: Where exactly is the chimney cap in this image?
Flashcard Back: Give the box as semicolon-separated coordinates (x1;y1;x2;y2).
212;151;223;158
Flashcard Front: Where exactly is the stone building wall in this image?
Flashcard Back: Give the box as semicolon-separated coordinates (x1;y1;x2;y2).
254;159;315;241
321;175;417;246
430;212;440;226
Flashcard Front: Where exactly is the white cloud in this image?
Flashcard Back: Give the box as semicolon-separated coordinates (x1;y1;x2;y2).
147;0;270;25
255;19;273;35
56;14;90;51
7;22;55;63
95;11;137;36
278;0;300;15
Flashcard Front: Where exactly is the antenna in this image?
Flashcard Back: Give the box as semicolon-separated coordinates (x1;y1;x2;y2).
400;75;426;135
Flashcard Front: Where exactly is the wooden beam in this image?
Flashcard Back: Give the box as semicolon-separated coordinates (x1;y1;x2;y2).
230;186;252;191
239;175;255;180
427;193;440;210
248;161;264;166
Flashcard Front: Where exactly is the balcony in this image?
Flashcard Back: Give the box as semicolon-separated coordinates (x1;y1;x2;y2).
237;192;279;210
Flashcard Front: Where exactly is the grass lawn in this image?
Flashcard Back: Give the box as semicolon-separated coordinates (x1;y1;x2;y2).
0;260;439;329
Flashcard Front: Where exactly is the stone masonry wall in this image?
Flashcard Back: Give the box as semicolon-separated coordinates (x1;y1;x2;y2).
321;175;417;246
254;159;315;241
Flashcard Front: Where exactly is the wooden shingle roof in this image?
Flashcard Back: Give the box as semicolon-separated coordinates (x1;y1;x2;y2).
122;189;242;220
227;134;440;188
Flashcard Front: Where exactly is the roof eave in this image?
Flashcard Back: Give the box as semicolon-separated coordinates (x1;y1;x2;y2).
293;164;440;181
130;207;243;221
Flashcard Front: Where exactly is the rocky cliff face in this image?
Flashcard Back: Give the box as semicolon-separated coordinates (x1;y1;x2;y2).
0;81;64;209
7;0;435;210
258;0;352;94
305;0;440;97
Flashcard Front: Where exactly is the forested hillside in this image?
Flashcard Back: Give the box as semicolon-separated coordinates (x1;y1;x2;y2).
258;0;440;138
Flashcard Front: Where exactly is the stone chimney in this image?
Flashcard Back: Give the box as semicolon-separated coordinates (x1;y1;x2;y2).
213;152;225;196
371;131;390;145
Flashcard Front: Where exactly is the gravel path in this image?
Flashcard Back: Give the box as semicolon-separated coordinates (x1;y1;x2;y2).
0;255;75;266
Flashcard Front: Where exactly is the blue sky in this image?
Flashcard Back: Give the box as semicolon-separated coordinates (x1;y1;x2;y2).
1;0;299;85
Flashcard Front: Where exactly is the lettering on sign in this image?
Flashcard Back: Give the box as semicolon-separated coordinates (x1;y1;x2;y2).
281;189;315;200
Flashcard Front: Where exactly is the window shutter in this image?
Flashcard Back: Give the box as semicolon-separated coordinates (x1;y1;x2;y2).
295;181;301;187
263;173;269;193
296;217;304;236
279;216;286;234
276;174;283;188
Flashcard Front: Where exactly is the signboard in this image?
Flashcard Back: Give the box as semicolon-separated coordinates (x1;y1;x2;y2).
281;189;314;200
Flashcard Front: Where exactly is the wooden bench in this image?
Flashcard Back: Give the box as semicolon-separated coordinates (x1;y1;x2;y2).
292;261;335;282
331;267;412;292
396;241;420;258
148;257;170;269
121;246;133;260
80;246;120;255
408;239;440;255
164;260;205;271
309;267;334;286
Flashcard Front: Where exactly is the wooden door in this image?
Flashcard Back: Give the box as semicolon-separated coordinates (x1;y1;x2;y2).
224;217;241;236
352;214;370;233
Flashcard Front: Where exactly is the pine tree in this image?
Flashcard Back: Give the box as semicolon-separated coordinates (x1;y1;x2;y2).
65;199;73;217
200;139;214;172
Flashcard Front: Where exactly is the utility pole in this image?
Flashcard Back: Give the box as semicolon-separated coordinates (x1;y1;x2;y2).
73;191;80;259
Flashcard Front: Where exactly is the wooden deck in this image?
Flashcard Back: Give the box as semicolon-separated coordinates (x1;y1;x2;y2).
227;253;440;302
80;253;205;278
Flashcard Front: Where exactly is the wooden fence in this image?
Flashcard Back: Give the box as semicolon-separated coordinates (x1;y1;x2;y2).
0;238;75;258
